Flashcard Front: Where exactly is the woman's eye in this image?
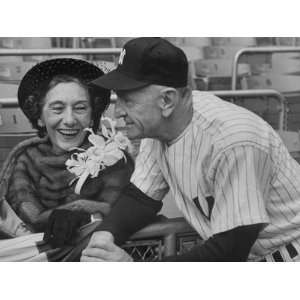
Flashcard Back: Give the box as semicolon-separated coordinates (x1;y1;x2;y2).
51;106;64;112
75;105;88;112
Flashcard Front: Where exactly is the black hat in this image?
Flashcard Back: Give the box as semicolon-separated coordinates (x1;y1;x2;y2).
18;58;106;119
91;37;188;91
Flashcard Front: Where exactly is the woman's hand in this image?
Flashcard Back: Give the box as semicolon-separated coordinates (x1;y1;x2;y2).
43;209;91;247
80;231;133;262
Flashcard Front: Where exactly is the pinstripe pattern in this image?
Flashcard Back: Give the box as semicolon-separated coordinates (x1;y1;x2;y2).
131;91;300;261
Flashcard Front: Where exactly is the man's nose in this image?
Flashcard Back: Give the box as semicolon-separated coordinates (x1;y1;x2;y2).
114;100;126;119
63;108;77;126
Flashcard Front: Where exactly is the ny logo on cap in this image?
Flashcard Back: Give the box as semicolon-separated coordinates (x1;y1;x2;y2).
118;49;126;65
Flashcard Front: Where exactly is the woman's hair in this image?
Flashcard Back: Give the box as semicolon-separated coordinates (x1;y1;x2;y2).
23;74;110;137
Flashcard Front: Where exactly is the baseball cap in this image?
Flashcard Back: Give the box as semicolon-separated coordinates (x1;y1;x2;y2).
91;37;188;91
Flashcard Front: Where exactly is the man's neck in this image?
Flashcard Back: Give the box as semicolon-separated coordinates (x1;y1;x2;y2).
159;95;193;144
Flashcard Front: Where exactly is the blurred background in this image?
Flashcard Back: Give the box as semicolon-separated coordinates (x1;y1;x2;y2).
2;36;300;217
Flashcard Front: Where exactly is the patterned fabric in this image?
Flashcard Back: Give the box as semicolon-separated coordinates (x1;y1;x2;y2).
0;219;102;262
6;138;134;232
131;91;300;261
0;135;134;261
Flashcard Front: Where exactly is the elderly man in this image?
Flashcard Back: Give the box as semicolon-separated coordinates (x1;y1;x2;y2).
81;37;300;262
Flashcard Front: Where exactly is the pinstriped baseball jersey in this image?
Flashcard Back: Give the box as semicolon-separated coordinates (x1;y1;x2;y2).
131;91;300;261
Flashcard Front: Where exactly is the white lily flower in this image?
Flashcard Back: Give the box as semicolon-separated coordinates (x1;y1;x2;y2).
86;146;105;160
113;131;132;151
101;117;117;138
105;148;125;165
86;128;106;148
85;159;101;178
66;118;132;194
66;156;86;177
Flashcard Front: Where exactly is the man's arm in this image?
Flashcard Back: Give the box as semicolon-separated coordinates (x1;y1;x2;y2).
81;223;262;262
163;223;263;261
95;183;163;245
96;138;167;245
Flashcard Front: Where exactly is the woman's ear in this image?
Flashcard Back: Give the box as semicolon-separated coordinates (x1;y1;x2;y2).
158;88;178;118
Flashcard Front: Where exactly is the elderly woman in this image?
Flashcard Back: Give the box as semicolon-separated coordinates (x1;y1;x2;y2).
3;58;134;253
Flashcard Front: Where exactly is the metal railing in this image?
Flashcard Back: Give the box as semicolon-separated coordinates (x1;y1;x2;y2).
0;98;19;108
0;48;122;85
130;217;195;256
0;88;288;131
231;46;300;90
213;89;287;131
124;217;200;260
0;48;122;56
0;47;289;131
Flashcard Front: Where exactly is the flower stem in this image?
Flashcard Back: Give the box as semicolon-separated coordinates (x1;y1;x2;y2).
74;170;90;194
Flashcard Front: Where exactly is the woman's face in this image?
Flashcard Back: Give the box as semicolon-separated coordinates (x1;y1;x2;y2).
40;81;92;152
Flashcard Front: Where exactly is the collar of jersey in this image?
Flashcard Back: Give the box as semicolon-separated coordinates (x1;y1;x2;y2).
166;109;196;147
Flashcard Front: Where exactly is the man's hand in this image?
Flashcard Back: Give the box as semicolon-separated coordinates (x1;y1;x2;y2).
80;231;133;262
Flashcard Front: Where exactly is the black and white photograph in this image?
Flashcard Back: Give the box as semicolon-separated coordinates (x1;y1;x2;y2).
0;1;299;299
2;36;300;262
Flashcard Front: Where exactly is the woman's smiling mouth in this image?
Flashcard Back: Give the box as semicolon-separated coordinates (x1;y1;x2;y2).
57;129;80;137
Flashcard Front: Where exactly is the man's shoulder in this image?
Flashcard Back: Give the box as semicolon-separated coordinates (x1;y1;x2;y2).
191;90;268;128
139;138;161;149
135;138;164;164
190;90;278;151
192;90;222;104
191;90;234;119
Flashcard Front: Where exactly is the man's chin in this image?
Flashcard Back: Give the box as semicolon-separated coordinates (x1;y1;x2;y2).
125;128;138;139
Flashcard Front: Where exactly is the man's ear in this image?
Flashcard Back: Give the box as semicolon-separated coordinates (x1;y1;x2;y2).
158;88;178;118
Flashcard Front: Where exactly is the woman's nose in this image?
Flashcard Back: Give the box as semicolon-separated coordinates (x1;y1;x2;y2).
63;108;77;126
